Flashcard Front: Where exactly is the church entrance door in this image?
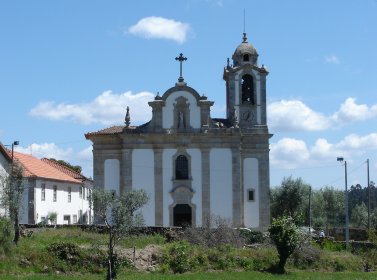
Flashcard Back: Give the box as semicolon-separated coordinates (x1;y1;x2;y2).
173;204;192;227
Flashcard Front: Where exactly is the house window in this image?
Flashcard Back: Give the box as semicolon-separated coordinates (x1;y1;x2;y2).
73;215;77;224
41;183;46;201
63;215;70;225
175;155;189;180
83;187;86;200
86;188;90;200
79;186;83;198
247;189;255;202
68;187;72;203
53;185;57;202
241;74;254;104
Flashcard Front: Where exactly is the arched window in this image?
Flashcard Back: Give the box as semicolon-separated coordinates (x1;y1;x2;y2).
241;74;254;104
243;54;249;62
175;155;188;180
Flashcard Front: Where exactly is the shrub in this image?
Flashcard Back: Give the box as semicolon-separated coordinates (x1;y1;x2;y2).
268;216;298;273
0;217;13;257
240;229;265;244
47;242;82;264
164;241;191;273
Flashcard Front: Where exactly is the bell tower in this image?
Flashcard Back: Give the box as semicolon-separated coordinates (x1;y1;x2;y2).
223;33;269;129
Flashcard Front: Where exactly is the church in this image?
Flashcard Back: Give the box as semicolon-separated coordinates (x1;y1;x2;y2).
85;33;272;230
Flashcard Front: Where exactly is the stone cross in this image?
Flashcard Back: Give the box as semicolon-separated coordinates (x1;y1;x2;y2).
175;53;187;83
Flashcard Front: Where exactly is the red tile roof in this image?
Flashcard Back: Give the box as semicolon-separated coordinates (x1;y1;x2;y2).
41;158;91;182
13;152;82;184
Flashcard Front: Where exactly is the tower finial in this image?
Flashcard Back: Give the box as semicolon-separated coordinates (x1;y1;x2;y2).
125;106;131;127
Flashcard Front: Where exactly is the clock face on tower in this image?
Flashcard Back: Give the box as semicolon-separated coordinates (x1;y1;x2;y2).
241;111;253;121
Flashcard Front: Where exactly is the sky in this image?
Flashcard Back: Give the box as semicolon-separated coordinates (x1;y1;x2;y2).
1;0;377;190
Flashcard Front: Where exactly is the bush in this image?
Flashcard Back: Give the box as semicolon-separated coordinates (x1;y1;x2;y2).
240;229;265;244
164;241;191;273
0;217;13;257
47;242;82;264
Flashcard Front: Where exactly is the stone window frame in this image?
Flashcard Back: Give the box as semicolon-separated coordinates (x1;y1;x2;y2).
247;188;255;202
172;148;192;182
68;186;72;203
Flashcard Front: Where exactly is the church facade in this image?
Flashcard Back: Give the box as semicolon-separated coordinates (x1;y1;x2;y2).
86;33;272;229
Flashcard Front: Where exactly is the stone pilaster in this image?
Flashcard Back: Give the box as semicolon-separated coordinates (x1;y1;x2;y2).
154;148;163;226
231;148;242;227
93;149;105;189
258;152;271;230
260;73;267;125
121;149;133;193
201;148;210;226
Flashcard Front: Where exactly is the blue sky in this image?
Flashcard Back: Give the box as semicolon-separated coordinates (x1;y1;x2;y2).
1;0;376;189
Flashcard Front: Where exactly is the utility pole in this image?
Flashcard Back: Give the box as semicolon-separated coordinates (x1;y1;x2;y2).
367;159;370;231
309;186;312;235
337;157;349;250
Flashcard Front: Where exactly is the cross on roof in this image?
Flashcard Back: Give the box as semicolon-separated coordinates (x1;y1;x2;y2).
175;53;187;83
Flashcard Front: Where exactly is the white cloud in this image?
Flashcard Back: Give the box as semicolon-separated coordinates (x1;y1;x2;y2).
128;16;190;44
78;146;92;161
271;133;377;169
324;55;340;64
270;138;310;168
331;97;377;123
30;90;154;125
15;143;72;161
268;99;330;132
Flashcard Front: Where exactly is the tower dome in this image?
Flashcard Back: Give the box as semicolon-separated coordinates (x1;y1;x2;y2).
232;33;258;67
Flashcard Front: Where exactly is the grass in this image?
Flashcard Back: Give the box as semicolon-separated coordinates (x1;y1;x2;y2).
1;227;377;279
2;271;377;280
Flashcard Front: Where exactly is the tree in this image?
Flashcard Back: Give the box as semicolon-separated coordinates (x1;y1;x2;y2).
351;202;368;228
0;162;24;245
271;176;311;223
268;216;298;273
90;188;148;280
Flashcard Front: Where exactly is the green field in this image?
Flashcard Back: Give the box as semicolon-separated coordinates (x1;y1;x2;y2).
1;227;377;279
2;271;377;280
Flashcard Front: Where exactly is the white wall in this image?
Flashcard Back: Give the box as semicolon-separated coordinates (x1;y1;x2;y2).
209;149;232;222
31;179;92;225
162;149;176;226
162;91;201;129
104;159;120;194
132;149;155;226
0;153;9;216
243;158;259;228
187;149;202;226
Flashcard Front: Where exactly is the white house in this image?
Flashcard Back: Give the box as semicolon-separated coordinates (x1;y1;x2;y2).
86;33;272;230
0;144;93;225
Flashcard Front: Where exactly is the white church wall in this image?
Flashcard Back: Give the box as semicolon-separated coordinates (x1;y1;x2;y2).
243;158;259;228
209;148;232;222
162;149;176;226
162;91;201;129
104;159;120;194
132;149;155;226
187;148;202;227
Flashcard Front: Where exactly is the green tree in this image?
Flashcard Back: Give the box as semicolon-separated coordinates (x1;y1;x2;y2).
351;202;368;228
90;188;148;280
322;186;344;228
271;176;311;223
0;162;24;245
268;216;298;273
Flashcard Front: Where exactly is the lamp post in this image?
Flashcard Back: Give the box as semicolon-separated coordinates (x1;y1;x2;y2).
337;156;349;250
11;141;19;163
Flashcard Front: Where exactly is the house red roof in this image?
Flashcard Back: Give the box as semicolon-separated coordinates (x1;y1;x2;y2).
12;151;82;184
41;158;91;182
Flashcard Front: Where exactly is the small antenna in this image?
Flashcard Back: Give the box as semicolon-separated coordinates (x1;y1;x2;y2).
243;8;246;33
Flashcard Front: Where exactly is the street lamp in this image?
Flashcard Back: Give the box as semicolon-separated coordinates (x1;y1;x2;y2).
367;159;371;231
337;156;349;250
11;141;19;162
